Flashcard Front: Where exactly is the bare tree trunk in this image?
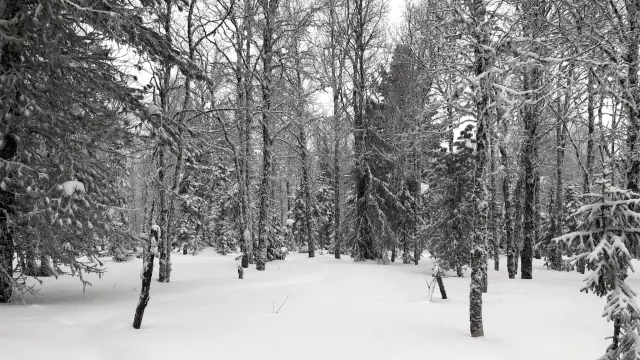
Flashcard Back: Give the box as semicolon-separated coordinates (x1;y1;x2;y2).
292;36;314;259
500;144;515;279
256;0;279;271
467;0;492;338
624;0;640;192
585;67;595;194
436;275;447;300
414;230;419;265
300;126;314;258
242;0;255;268
489;130;499;271
157;0;173;283
230;0;255;269
133;227;159;329
518;0;547;280
551;72;569;270
330;0;343;260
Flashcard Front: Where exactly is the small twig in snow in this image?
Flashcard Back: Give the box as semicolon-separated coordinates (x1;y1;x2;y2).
276;295;289;314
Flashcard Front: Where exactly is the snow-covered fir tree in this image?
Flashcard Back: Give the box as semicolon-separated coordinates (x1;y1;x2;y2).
554;175;640;359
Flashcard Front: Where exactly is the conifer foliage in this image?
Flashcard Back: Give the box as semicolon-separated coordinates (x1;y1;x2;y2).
554;176;640;359
0;0;205;302
426;126;476;276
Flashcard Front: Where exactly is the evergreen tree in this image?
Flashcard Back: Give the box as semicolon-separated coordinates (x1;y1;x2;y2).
555;175;640;359
426;125;475;276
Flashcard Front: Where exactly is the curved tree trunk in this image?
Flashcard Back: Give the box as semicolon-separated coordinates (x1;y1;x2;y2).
133;227;159;329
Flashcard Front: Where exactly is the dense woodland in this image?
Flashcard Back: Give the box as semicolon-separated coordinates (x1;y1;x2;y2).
3;0;640;358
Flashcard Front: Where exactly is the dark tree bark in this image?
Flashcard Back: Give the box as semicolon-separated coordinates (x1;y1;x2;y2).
518;0;548;280
133;228;159;329
25;246;37;277
585;67;595;194
467;0;492;338
333;135;341;259
39;255;52;277
500;145;515;279
256;0;279;271
436;275;447;300
622;0;640;192
157;0;173;283
489;132;499;271
513;177;523;275
414;234;419;265
157;141;169;282
550;68;569;270
0;1;21;303
292;37;314;259
240;0;255;269
330;0;343;260
402;228;410;264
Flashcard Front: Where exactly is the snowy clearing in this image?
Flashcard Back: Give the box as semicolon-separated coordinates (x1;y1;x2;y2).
0;250;616;359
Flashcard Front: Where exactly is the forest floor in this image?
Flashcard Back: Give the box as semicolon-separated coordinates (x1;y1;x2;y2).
0;249;620;359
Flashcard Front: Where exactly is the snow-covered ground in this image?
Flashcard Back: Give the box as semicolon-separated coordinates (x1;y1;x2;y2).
0;250;619;359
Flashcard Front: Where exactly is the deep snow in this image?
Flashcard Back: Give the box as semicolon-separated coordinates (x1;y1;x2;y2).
0;250;619;359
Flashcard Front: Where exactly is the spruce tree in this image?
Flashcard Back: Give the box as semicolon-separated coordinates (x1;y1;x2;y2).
554;175;640;359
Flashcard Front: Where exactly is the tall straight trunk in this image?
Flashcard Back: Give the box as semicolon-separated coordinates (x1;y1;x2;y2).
521;111;538;279
300;126;314;257
501;145;515;278
333;132;341;259
167;0;197;279
293;38;314;258
402;228;410;264
157;143;169;282
624;0;640;192
552;71;569;270
233;0;254;269
133;227;159;329
157;0;173;283
414;226;420;265
519;0;547;280
533;164;541;261
513;177;523;274
468;0;491;338
330;0;343;260
242;0;255;268
489;130;499;271
0;1;22;303
585;67;595;194
256;0;279;271
286;181;292;212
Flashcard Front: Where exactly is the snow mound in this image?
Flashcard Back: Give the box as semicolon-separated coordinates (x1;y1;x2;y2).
61;181;85;196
